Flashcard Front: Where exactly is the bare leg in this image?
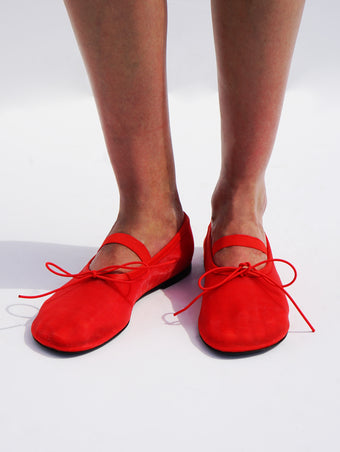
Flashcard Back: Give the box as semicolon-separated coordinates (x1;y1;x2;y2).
63;0;183;269
210;0;305;266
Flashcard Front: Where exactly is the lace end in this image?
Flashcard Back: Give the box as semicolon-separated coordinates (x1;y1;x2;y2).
18;294;42;300
173;292;203;316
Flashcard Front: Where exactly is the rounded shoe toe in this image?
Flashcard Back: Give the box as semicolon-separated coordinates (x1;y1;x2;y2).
198;278;289;353
31;280;132;352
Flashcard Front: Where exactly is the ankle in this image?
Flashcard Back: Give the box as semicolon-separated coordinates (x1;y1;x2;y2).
91;203;184;271
110;201;184;255
211;179;267;241
116;197;184;231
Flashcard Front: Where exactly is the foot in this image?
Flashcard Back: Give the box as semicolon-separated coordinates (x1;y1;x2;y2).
29;210;194;353
211;182;267;267
90;209;184;271
211;219;267;267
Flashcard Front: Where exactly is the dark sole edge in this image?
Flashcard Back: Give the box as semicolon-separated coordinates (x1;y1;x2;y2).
33;264;192;356
32;322;130;357
200;333;288;358
141;264;192;298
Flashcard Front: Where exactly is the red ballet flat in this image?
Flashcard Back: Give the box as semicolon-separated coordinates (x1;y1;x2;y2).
175;225;314;354
20;214;194;352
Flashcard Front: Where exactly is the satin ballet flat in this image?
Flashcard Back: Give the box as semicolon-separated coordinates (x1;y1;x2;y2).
20;214;194;352
175;225;314;354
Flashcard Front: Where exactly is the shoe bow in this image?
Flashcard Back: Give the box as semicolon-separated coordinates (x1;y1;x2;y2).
19;259;176;300
174;258;315;332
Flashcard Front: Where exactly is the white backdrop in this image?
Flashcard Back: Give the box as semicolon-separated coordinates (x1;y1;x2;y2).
1;2;340;452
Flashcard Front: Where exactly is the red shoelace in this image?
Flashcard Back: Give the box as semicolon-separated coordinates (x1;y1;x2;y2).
174;258;315;333
19;259;176;300
19;257;315;333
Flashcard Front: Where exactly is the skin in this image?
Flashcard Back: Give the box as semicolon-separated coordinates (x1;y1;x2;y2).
63;0;305;270
210;0;305;266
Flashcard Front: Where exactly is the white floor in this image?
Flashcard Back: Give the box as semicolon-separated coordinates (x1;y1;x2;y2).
1;1;340;451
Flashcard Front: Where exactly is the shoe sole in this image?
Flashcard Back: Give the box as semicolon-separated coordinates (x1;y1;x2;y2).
142;263;192;297
199;333;288;357
32;264;192;355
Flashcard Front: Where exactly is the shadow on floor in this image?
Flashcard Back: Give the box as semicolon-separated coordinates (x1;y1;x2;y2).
0;240;96;290
0;240;97;357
